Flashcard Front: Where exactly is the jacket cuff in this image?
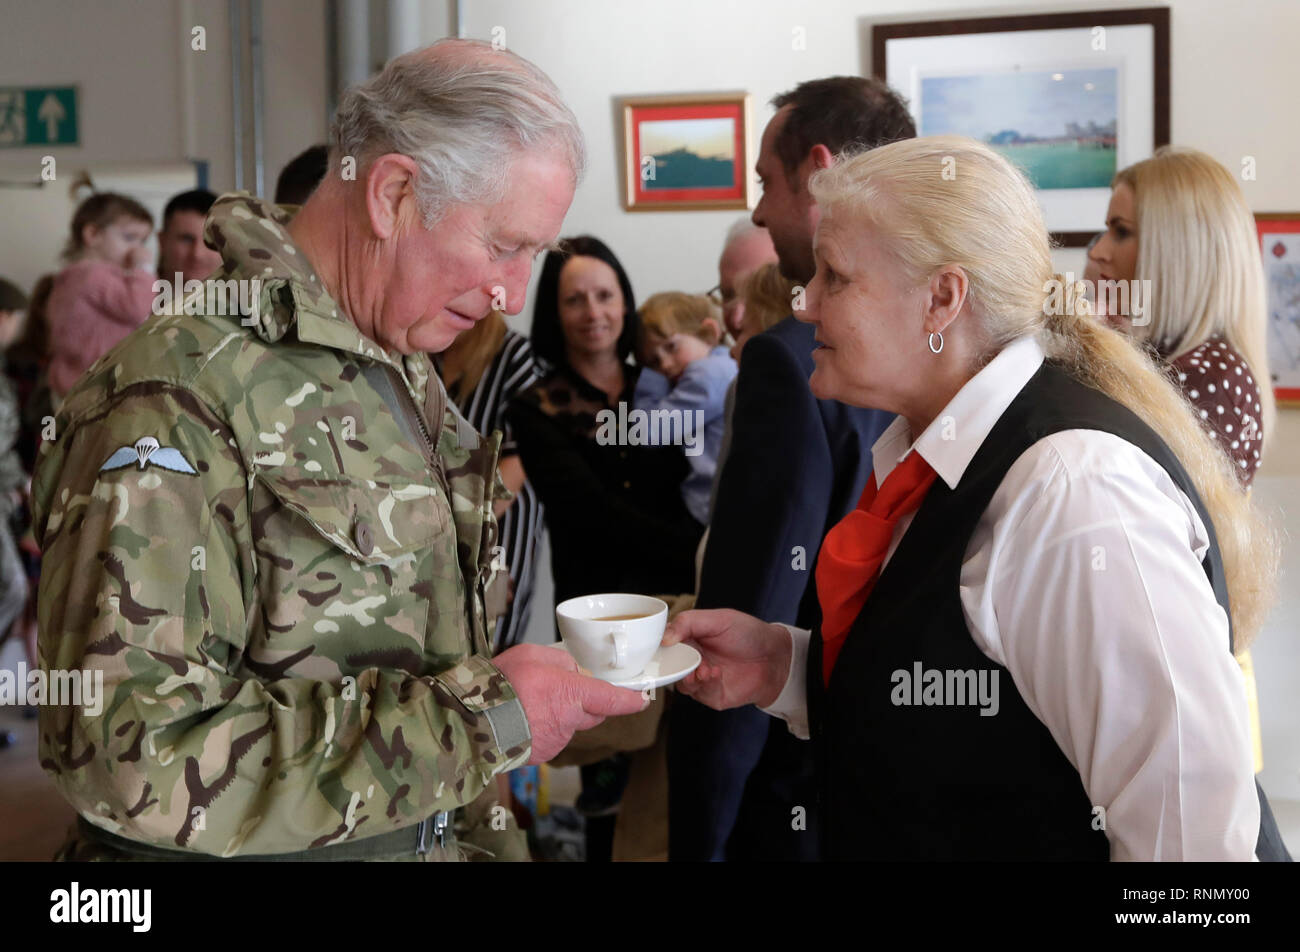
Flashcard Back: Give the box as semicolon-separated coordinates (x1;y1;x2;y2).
433;655;532;772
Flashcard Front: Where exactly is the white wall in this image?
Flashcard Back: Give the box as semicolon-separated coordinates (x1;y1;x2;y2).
455;0;1300;302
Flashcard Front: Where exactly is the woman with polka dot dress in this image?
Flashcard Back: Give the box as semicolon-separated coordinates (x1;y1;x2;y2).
1088;146;1277;813
1088;146;1273;483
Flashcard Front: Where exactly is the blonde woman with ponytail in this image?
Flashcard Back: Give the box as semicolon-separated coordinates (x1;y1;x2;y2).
1090;147;1274;481
662;135;1288;861
1092;147;1276;788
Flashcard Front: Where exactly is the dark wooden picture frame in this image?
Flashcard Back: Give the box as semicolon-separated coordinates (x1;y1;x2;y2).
873;8;1170;247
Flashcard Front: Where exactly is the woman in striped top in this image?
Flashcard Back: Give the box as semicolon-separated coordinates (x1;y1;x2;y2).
435;309;545;651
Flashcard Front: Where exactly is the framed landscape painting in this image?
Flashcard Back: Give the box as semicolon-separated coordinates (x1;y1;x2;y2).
873;8;1170;246
620;92;753;211
1256;213;1300;404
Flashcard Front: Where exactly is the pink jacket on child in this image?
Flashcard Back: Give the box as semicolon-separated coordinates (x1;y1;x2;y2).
46;258;155;397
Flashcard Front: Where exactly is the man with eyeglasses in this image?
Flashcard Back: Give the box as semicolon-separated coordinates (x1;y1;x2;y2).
707;219;778;338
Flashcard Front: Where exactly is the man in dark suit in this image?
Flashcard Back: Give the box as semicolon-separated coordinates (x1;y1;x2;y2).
668;77;915;861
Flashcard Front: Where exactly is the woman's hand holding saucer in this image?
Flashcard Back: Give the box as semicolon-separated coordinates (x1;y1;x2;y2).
662;609;792;711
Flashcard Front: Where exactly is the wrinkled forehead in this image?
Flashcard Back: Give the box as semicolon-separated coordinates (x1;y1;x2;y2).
483;149;575;243
813;210;850;252
815;210;891;268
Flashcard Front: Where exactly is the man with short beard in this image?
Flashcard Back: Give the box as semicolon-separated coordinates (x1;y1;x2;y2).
670;76;915;862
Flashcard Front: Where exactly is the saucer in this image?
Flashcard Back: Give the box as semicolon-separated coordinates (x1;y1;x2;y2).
554;641;701;690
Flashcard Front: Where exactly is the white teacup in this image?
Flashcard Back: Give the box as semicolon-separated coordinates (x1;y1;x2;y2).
556;594;668;681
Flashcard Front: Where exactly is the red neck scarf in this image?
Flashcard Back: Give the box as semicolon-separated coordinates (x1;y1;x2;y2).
815;450;938;686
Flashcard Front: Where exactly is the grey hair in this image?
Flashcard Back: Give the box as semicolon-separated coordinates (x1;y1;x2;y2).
330;39;586;226
724;216;766;250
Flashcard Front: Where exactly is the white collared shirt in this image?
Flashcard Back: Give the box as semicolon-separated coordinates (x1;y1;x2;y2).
763;335;1260;861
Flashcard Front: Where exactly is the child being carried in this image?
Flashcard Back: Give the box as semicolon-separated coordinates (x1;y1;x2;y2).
633;292;737;526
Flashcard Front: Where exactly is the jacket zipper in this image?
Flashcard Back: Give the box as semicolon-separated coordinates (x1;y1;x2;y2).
384;362;488;656
386;364;443;485
388;363;465;851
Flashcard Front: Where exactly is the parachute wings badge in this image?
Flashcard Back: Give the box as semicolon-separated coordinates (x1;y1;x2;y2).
100;436;198;475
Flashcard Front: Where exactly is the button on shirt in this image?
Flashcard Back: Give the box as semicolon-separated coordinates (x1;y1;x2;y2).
763;335;1259;861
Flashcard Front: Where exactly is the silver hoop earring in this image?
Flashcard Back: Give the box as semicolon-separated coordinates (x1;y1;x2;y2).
928;331;944;354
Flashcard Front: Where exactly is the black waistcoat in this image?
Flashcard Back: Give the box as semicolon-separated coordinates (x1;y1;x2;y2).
807;361;1229;861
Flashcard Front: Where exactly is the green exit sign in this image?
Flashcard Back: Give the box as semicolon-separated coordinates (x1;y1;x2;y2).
0;86;79;148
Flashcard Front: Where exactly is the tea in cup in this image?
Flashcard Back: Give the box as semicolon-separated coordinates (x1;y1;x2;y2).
555;594;668;681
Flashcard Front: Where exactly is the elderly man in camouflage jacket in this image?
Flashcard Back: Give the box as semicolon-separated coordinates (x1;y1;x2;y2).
31;39;647;861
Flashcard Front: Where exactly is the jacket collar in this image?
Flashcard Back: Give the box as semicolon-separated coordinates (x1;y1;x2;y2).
871;335;1045;491
204;191;428;400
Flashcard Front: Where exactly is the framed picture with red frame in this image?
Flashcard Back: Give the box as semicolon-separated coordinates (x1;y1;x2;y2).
1256;213;1300;405
620;92;753;211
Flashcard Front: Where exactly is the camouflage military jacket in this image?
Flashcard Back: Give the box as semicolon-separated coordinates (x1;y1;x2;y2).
32;193;531;858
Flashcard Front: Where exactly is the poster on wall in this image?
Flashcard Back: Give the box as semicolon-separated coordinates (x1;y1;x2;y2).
619;92;752;211
1256;213;1300;405
873;8;1170;247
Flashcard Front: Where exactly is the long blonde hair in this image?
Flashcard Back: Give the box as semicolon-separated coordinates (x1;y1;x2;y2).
809;136;1276;647
1113;147;1275;443
442;309;507;400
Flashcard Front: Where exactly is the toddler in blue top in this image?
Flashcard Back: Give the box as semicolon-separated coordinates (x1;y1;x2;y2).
633;291;737;525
